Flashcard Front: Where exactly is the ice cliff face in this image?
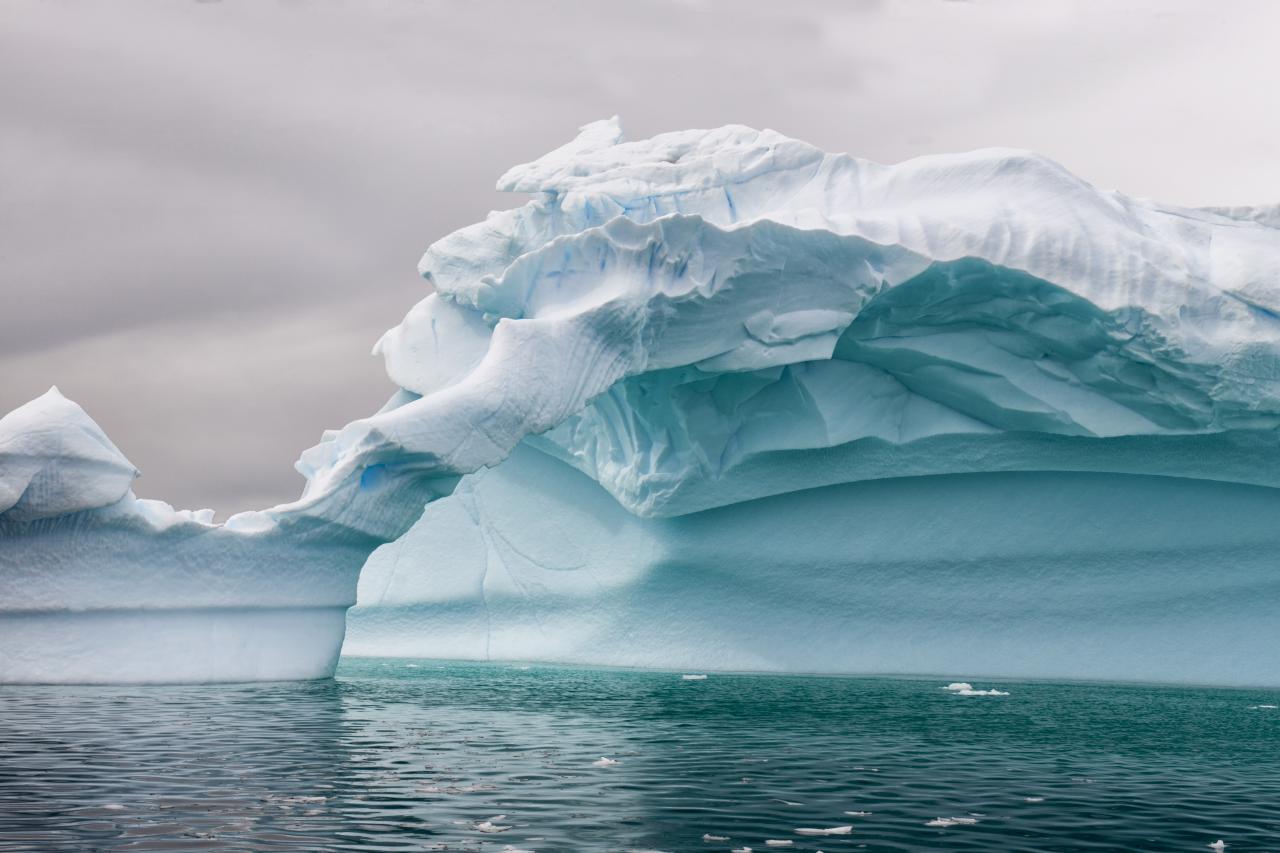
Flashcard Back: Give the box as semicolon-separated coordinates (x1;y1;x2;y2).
5;118;1280;683
350;444;1280;685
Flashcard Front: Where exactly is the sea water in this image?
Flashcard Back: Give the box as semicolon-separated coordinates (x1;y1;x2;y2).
0;660;1277;851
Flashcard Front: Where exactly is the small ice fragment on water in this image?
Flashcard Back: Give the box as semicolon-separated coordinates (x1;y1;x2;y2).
1209;842;1226;851
1248;704;1277;709
844;811;872;817
101;804;126;810
943;682;1009;696
795;826;852;836
1024;796;1045;803
502;847;536;853
703;834;729;842
682;674;708;680
405;663;419;668
926;817;979;827
764;842;794;848
476;816;511;833
731;848;752;853
772;799;803;806
592;756;620;767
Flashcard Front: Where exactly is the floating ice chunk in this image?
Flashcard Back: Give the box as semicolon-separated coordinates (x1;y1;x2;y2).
476;817;511;833
592;757;620;767
795;825;852;836
682;674;708;681
1209;842;1226;851
1248;704;1277;709
943;682;1010;696
843;811;873;817
764;842;794;848
926;817;979;827
703;834;729;842
1023;797;1045;803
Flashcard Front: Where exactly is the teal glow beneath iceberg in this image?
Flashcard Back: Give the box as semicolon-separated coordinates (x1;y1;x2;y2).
4;118;1279;683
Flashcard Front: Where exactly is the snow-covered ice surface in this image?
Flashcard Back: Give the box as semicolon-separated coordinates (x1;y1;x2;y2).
5;118;1280;683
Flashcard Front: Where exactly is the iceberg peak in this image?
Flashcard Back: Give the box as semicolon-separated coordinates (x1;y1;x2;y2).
0;386;138;521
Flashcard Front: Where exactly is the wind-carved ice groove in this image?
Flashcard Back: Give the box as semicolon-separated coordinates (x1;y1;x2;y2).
4;116;1280;683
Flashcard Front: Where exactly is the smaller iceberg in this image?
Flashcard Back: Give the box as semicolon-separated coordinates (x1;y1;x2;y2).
0;389;406;683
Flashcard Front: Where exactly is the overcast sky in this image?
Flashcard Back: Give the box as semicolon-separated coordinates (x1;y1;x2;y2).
3;0;1278;514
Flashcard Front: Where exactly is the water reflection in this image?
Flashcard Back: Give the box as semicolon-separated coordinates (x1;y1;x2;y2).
1;661;1278;851
0;680;354;850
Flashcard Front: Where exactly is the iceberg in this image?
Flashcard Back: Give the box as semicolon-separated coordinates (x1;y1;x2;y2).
0;388;432;683
4;118;1280;684
350;119;1280;685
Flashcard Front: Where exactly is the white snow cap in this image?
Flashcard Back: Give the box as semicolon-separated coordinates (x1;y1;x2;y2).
0;387;138;521
363;117;1280;523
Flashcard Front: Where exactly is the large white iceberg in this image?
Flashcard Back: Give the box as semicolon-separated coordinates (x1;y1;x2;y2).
4;118;1280;684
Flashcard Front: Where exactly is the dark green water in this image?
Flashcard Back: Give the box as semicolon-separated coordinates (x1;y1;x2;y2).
1;660;1278;852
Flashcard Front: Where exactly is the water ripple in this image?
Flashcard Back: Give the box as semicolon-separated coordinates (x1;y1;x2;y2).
0;662;1278;851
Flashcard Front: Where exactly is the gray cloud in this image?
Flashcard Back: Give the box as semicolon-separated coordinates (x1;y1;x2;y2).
2;0;1277;514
